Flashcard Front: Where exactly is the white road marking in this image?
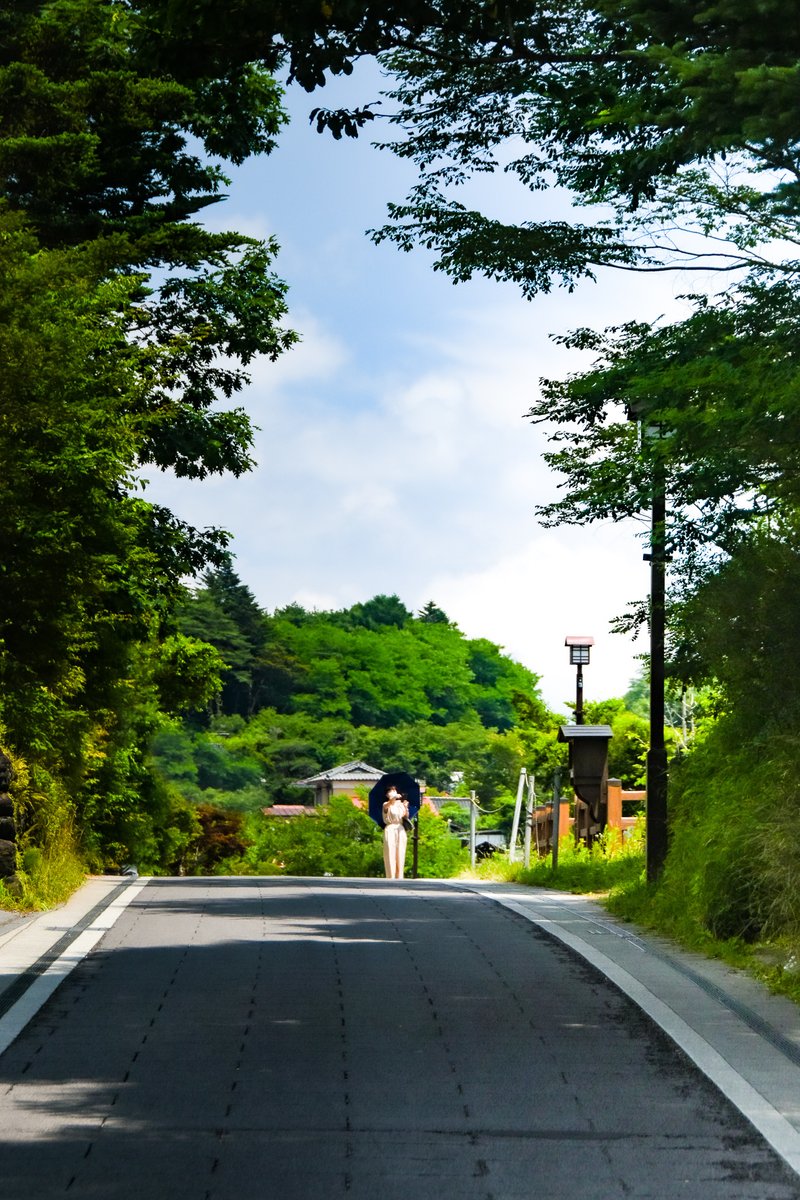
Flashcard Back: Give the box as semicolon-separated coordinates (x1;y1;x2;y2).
0;879;149;1055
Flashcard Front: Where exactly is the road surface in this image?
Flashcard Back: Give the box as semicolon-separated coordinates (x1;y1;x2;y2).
0;877;798;1199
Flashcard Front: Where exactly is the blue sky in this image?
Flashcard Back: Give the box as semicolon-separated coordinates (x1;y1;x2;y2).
145;67;694;711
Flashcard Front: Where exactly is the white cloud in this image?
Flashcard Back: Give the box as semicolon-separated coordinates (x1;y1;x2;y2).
144;285;655;713
423;523;648;710
248;308;350;389
143;93;697;714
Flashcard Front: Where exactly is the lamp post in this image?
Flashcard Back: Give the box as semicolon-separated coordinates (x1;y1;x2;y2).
565;636;593;725
627;401;670;882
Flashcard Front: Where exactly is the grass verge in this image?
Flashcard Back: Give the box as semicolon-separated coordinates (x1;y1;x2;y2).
461;818;800;1007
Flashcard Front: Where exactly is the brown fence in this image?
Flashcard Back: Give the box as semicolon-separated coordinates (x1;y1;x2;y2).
607;779;645;838
528;780;645;856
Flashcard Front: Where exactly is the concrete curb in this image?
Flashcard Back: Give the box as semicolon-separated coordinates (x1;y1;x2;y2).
0;875;149;1055
451;881;800;1180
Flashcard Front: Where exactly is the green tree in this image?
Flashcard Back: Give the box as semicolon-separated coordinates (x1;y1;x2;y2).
371;1;800;293
414;805;469;878
2;1;285;249
346;594;412;630
624;671;717;752
182;563;301;719
3;2;297;510
203;562;265;650
669;519;800;730
241;797;384;878
582;699;649;789
418;600;450;624
188;805;249;874
527;279;800;570
2;0;298;563
0;1;301;874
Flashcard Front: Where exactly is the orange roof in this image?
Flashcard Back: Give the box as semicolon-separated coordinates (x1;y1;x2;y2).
264;805;317;817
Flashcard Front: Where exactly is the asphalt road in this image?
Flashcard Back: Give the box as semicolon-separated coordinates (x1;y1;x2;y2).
1;877;798;1199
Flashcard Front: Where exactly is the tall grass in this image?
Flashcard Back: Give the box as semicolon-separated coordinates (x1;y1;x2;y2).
466;720;800;1003
0;750;86;913
0;834;86;912
466;819;646;899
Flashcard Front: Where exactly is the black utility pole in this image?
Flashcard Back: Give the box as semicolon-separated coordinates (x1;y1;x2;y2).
645;458;669;881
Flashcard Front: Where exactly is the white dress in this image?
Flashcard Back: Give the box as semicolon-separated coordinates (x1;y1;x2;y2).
383;799;408;879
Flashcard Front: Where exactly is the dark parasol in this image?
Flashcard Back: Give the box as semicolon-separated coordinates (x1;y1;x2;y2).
368;771;421;828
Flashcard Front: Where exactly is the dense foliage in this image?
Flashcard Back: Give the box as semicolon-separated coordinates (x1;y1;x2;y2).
0;0;298;884
151;572;575;828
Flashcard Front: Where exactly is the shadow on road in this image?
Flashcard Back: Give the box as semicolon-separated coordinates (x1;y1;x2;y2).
0;877;797;1200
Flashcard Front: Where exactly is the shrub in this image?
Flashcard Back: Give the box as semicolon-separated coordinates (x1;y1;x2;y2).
221;796;469;879
469;818;645;898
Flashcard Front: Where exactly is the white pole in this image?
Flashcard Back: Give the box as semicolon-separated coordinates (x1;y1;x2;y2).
523;775;535;868
508;768;527;862
469;790;477;869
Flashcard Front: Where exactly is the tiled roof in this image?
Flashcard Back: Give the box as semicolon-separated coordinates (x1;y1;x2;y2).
427;796;470;811
558;724;613;741
294;760;385;787
264;805;317;817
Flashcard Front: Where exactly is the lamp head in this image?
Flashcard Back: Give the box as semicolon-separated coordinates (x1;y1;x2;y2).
565;635;593;666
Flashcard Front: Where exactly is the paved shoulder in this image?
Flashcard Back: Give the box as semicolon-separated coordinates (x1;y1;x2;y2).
462;881;800;1178
0;875;146;1052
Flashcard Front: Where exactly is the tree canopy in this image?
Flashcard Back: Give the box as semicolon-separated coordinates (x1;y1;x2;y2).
0;1;299;879
370;0;800;292
150;569;573;820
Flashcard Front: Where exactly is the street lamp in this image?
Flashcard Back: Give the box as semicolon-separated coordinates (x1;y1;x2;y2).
565;636;593;725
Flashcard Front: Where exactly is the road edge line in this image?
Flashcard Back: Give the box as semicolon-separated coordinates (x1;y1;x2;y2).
469;886;800;1180
0;879;149;1056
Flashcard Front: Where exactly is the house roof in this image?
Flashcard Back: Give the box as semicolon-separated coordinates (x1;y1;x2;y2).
265;805;317;818
558;724;613;741
293;759;386;787
427;796;471;811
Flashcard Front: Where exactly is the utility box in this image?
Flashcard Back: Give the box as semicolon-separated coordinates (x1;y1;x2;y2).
558;724;613;844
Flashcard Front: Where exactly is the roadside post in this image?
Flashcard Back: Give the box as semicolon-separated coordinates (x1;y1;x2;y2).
522;775;535;868
627;398;671;880
508;767;527;863
412;818;419;878
557;724;613;845
551;770;562;870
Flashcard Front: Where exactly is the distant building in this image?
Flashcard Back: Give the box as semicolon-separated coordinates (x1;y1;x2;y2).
292;760;385;807
265;805;317;818
426;795;471;816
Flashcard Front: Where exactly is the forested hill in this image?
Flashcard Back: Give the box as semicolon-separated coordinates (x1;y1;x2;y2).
152;564;565;812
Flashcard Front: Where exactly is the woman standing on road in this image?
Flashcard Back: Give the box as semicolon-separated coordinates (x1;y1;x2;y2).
382;785;410;879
